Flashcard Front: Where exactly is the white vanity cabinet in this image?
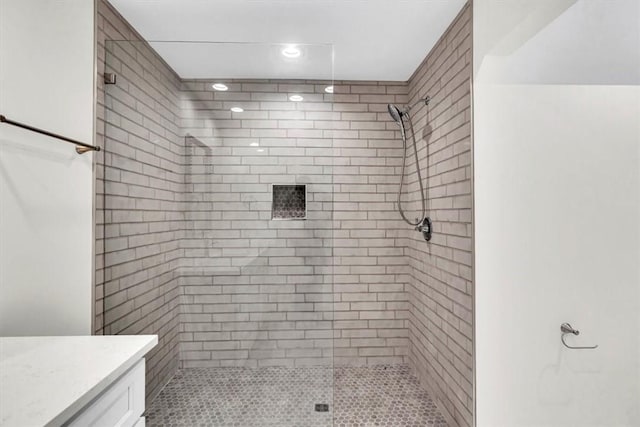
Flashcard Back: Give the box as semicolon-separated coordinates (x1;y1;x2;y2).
0;335;157;427
67;359;146;427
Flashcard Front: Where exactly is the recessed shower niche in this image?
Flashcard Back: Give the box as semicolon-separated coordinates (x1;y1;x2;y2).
271;184;307;220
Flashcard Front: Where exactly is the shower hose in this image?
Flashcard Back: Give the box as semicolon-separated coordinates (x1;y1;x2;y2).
397;112;426;227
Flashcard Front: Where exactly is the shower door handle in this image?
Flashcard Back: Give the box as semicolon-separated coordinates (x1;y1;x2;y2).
560;323;598;350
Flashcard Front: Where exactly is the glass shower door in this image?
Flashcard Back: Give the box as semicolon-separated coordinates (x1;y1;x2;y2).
102;39;336;426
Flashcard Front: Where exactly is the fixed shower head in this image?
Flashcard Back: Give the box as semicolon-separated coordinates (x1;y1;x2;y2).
387;104;403;123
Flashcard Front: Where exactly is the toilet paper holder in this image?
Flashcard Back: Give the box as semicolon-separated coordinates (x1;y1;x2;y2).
560;323;598;350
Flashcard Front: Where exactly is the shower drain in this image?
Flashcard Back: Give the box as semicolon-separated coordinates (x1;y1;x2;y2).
315;403;329;412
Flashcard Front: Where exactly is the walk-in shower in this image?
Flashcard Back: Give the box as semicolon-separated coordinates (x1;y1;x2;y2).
98;31;452;425
95;0;476;424
388;96;432;241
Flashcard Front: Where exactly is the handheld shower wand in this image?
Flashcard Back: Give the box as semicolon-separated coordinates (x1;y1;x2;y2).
388;97;432;241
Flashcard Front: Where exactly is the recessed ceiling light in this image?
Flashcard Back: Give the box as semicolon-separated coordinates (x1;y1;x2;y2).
281;45;301;58
257;148;265;152
289;95;304;102
250;142;259;147
324;86;334;94
230;107;244;113
212;83;228;91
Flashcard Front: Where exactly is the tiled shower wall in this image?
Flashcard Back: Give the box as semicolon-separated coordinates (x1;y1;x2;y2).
96;0;184;400
96;3;413;388
96;0;473;421
179;80;410;368
404;4;473;427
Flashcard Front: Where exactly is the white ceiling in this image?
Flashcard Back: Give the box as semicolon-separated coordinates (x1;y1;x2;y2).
109;0;467;81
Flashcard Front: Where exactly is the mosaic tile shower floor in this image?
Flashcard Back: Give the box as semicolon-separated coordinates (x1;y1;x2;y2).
146;365;448;427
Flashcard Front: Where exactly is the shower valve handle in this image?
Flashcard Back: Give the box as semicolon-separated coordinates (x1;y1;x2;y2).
415;217;433;242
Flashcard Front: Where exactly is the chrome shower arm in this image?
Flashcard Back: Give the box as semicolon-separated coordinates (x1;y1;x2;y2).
403;96;431;115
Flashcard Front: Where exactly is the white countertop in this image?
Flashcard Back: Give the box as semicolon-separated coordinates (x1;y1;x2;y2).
0;335;157;427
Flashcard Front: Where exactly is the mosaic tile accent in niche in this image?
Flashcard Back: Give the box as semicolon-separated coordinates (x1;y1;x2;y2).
145;365;448;427
272;184;306;219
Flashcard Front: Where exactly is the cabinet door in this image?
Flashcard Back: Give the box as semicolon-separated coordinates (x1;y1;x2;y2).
67;359;145;427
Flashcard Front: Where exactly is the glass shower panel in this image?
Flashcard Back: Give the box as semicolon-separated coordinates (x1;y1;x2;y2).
102;40;335;425
100;40;185;400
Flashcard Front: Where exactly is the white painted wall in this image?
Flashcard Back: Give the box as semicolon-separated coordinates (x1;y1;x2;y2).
0;0;95;335
474;1;640;426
